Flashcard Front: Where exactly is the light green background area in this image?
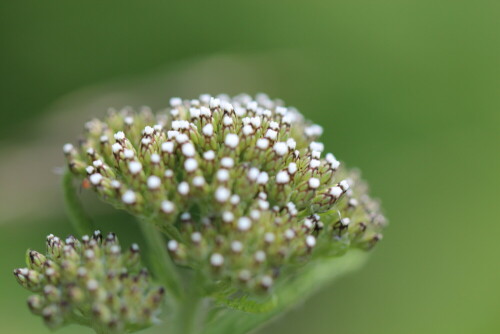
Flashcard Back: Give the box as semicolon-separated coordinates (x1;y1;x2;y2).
0;1;499;333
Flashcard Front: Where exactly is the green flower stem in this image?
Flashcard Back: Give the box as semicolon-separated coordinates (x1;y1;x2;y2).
172;271;210;334
138;219;183;301
92;324;113;334
174;294;203;334
62;170;94;236
67;313;91;328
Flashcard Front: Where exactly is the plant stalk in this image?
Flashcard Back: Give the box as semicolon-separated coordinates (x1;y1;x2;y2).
62;170;94;236
138;219;183;301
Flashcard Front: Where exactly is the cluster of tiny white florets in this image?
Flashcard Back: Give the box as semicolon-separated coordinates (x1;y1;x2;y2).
64;93;386;294
13;231;164;332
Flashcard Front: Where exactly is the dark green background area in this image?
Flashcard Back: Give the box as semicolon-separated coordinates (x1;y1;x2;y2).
1;1;499;333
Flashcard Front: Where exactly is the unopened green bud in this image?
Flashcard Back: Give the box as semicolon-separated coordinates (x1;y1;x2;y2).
26;250;47;271
13;232;165;333
27;295;45;315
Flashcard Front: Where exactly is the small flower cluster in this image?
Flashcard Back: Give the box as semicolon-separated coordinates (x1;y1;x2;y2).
13;231;164;332
64;93;386;294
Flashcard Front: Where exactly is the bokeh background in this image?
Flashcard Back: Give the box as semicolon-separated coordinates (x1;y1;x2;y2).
1;1;499;333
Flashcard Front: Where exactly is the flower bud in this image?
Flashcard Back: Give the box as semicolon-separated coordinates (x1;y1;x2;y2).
13;233;164;332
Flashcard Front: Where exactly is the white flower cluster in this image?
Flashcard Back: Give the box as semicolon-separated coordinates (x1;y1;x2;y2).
64;93;386;294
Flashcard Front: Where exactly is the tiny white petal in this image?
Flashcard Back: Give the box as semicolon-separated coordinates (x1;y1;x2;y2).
176;133;189;144
310;159;321;169
257;172;269;184
220;157;234;168
191;232;202;243
223;115;233;126
265;129;278;140
189;107;201;118
326;153;340;169
242;124;254;136
269;121;279;129
339;180;350;191
93;160;103;168
181;143;196;157
250;116;262;128
250;209;261;220
150;153;161;164
89;173;103;185
276;171;290;184
215;187;231;203
237;217;252;231
309;177;320;189
147;176;161;190
261;275;273;288
178;182;189;195
275;106;287;115
114;131;125;140
254;250;266;263
202;123;214;137
63;143;74;154
193;176;205;187
203;150;215;161
286;138;296;150
248;168;260;181
264;232;275;243
231;241;243;253
167;130;179;139
124;149;135;159
161;200;175;214
222;211;234;223
284;229;296;240
167;239;178;251
209;97;220;109
310;141;324;152
112;143;122;153
128;161;142;174
230;195;240;205
306;235;316;248
273;142;288;156
216;169;230;182
210;253;224;267
341;218;351;226
225;133;239;148
329;186;343;198
200;106;211;117
170;97;182;107
122;190;136;204
161;141;174;153
184;158;198;172
256;138;269;150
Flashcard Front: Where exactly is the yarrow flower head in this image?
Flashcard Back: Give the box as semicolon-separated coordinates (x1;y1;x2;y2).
63;93;386;295
13;231;164;332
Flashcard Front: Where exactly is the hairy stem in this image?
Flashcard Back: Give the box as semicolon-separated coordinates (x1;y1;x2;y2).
138;219;183;301
62;170;94;236
92;325;112;334
173;271;210;334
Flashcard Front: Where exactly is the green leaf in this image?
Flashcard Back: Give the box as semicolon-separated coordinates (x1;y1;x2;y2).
202;250;369;334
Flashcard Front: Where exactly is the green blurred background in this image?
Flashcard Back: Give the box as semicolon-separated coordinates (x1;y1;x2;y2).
1;1;499;333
